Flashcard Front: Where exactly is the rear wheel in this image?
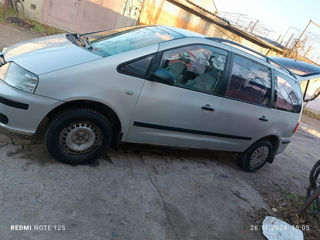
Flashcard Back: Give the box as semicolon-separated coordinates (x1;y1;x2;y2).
45;108;113;164
238;140;274;172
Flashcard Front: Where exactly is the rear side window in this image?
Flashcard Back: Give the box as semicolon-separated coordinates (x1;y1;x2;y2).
226;55;272;105
118;55;153;78
274;71;302;113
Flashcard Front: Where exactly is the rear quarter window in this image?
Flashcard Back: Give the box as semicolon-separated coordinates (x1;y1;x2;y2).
274;71;302;113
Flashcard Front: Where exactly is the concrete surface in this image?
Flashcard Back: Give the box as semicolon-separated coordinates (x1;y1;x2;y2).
0;24;320;240
0;23;41;49
0;132;268;240
0;123;319;240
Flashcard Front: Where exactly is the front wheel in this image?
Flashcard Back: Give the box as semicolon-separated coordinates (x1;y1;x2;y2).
45;108;113;164
238;140;275;172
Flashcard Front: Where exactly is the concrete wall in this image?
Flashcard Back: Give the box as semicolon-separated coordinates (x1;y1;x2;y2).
40;0;139;33
0;0;140;33
21;0;43;20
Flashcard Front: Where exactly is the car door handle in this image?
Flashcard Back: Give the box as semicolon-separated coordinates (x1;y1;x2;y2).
259;116;268;122
201;104;215;112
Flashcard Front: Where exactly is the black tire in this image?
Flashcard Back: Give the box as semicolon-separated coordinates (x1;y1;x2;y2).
45;108;113;165
309;160;320;186
306;160;320;210
238;140;274;172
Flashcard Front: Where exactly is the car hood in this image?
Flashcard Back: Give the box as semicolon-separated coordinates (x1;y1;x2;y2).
3;34;101;75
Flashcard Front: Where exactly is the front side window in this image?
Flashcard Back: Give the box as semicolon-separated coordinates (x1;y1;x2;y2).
226;55;272;105
274;71;302;113
158;45;228;93
118;55;154;78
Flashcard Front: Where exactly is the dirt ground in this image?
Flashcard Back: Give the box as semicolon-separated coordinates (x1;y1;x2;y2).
0;23;320;240
0;23;42;49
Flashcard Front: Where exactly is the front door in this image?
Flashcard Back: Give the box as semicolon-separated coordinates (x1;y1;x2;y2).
126;44;239;149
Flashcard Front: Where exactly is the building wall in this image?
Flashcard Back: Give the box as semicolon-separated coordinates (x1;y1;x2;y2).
0;0;141;33
21;0;43;20
138;0;281;57
40;0;140;33
0;0;280;56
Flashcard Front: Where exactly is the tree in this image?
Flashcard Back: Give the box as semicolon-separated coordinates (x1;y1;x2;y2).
3;0;22;21
3;0;10;21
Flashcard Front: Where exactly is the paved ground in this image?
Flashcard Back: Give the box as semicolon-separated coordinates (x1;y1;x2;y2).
0;23;42;49
0;24;320;240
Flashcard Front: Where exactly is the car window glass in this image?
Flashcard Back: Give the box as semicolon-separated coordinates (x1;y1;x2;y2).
274;71;302;113
158;45;228;93
119;55;153;77
89;26;184;57
226;55;272;105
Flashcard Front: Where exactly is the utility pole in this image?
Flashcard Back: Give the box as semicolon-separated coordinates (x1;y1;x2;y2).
304;46;312;57
285;33;294;48
280;27;291;45
311;20;320;29
246;21;253;31
211;0;218;14
291;20;312;51
276;34;282;43
250;20;259;34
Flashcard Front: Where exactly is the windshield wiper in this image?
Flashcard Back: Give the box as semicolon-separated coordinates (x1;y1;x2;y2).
75;33;93;50
82;35;93;50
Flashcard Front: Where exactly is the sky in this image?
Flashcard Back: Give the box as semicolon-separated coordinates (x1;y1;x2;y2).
214;0;320;37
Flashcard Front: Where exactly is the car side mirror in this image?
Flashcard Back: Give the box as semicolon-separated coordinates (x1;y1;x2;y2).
150;69;175;86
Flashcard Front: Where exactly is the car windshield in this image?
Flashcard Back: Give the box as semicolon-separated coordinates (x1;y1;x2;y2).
85;26;185;57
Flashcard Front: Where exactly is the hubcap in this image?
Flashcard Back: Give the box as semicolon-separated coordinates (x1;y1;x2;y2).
249;146;270;169
60;121;102;154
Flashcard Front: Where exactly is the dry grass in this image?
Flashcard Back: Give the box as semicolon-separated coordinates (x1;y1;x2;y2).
303;108;320;121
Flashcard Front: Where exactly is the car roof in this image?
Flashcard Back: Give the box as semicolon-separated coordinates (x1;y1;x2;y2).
158;26;320;82
85;25;318;81
159;25;205;38
154;27;295;80
205;37;300;79
145;26;318;80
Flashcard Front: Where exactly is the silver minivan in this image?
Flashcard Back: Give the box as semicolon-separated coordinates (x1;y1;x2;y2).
1;25;319;171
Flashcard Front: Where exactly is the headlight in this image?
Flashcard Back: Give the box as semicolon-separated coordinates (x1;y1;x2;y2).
0;48;6;66
0;62;39;93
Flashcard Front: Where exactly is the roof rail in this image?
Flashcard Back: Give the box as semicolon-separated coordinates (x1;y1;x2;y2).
207;37;268;60
206;37;296;78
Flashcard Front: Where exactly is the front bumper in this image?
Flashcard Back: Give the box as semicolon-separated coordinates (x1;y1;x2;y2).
0;80;62;135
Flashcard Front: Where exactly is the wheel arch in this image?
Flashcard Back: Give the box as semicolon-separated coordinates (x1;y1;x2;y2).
254;135;280;163
38;100;122;146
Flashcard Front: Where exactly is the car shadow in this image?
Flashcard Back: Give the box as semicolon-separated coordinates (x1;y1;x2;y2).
105;142;240;169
